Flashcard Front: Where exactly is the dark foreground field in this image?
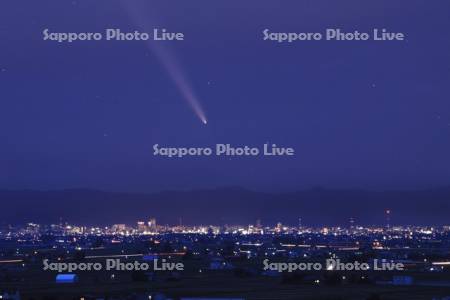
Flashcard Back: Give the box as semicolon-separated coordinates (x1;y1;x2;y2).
2;269;450;300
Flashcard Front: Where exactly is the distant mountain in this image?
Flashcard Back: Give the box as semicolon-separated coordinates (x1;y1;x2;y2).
0;187;449;226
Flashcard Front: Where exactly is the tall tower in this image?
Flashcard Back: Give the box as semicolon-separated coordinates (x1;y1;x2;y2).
349;217;355;228
385;209;391;229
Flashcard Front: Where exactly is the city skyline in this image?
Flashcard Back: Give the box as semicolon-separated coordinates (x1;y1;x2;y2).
4;217;447;232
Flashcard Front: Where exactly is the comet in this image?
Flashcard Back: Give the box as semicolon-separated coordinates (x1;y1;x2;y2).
152;44;208;125
122;2;207;125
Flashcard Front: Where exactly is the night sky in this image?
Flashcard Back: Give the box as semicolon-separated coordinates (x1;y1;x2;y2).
1;0;450;193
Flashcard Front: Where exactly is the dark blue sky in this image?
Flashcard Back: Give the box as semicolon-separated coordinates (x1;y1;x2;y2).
1;0;450;192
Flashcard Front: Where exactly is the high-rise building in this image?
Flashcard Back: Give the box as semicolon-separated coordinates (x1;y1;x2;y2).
148;218;157;231
276;222;283;233
112;224;126;232
137;221;147;232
